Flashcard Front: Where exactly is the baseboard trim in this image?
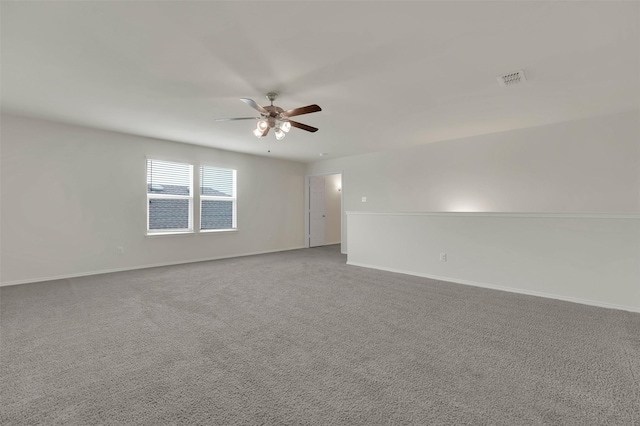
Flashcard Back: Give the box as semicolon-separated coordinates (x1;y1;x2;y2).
1;246;305;287
346;261;640;314
325;241;341;245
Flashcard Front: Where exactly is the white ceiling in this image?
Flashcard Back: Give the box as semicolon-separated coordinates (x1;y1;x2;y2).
2;1;638;163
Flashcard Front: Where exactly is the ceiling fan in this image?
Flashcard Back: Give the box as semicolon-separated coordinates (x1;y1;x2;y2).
216;93;321;140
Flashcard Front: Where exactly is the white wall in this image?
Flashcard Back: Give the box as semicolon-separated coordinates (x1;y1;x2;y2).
323;174;342;244
1;114;306;285
347;212;640;312
307;111;640;252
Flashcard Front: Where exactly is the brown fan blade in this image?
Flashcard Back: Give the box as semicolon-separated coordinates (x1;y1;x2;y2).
215;117;260;121
240;98;269;115
281;104;322;118
288;120;318;133
260;126;270;137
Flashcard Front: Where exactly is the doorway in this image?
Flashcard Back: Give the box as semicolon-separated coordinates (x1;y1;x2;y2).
304;172;342;249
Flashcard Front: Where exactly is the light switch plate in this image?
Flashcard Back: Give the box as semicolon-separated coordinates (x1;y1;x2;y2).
361;197;367;202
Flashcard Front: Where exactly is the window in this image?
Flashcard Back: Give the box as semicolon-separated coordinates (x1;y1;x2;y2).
147;159;193;233
200;166;237;231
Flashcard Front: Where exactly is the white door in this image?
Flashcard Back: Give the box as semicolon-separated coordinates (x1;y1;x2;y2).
309;176;326;247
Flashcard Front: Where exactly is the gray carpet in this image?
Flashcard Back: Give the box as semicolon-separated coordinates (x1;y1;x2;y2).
1;245;639;425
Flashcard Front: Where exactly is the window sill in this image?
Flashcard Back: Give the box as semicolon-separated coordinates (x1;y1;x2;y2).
145;229;238;237
146;231;195;238
199;229;238;234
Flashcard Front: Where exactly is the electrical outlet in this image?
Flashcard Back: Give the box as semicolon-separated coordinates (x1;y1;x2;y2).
361;196;367;202
440;252;447;262
117;246;124;255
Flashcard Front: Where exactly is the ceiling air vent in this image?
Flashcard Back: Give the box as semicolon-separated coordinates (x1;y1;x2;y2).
497;69;526;87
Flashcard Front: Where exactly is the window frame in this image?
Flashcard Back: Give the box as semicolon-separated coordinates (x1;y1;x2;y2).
199;165;237;232
146;159;194;235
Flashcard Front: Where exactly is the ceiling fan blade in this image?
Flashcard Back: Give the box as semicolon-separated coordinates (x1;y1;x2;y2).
288;120;318;133
240;98;269;115
215;117;260;121
260;126;270;137
281;104;322;118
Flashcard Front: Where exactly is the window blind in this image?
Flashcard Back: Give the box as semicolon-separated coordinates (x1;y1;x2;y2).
200;166;235;197
200;166;236;230
147;159;192;195
146;159;193;232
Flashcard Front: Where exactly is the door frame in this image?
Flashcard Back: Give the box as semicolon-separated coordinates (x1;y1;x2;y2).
304;171;344;252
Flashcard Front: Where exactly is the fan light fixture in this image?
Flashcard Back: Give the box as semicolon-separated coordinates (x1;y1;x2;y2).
215;93;321;142
254;118;289;140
